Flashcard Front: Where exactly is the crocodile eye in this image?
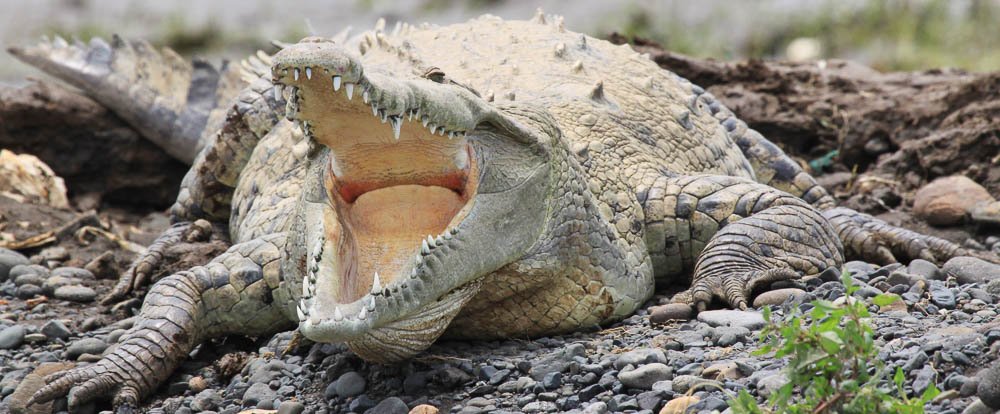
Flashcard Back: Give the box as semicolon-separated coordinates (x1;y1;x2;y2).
422;67;446;83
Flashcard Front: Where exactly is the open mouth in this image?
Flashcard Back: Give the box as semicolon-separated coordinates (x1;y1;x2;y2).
273;56;482;332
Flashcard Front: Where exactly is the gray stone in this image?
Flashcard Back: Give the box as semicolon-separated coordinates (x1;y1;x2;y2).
529;342;586;380
242;382;276;406
0;325;25;349
887;270;923;287
613;348;667;370
757;373;789;398
0;248;29;282
335;371;366;398
979;362;1000;409
65;338;107;359
277;401;305;414
752;288;808;308
190;389;222;412
582;401;608;414
8;264;48;280
909;259;943;281
944;257;1000;285
962;399;995;414
51;266;95;280
53;285;98;302
929;282;956;309
618;363;672;390
913;365;937;396
522;401;558;413
649;303;693;323
41;320;71;340
42;275;76;295
696;310;765;330
15;284;42;299
365;397;408;414
13;273;45;287
671;375;717;394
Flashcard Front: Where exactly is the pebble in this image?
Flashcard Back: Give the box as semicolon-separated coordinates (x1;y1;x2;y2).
752;288;807;307
242;382;275;406
908;259;943;281
15;284;42;299
335;371;366;398
13;273;45;287
613;348;667;370
756;372;789;398
618;363;673;390
190;389;222;412
648;303;693;323
978;361;1000;409
660;395;699;414
367;397;408;414
0;248;29;282
929;281;957;309
8;264;48;280
51;266;95;280
53;285;98;302
409;404;439;414
41;320;72;340
945;256;1000;285
696;310;765;330
0;325;25;349
529;343;585;380
42;275;76;295
65;337;107;359
913;175;994;225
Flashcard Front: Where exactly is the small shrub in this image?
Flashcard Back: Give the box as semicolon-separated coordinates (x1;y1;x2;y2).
729;270;939;414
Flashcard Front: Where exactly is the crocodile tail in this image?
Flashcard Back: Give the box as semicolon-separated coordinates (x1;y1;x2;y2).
8;35;248;164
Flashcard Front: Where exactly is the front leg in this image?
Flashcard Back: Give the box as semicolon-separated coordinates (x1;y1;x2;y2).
643;175;843;309
29;234;293;412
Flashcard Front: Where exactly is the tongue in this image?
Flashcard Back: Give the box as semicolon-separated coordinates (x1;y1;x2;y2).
340;185;465;301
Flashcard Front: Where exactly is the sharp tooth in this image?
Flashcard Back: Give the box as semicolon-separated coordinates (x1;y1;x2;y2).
334;306;344;321
439;128;446;137
391;117;402;140
450;227;460;234
296;305;306;320
368;296;376;311
422;116;430;127
407;111;413;121
372;104;378;116
302;280;310;296
415;255;422;266
273;85;282;101
306;67;313;79
372;272;382;294
443;231;453;240
435;235;444;246
448;131;455;139
411;268;419;278
426;235;435;247
345;83;354;99
381;111;388;123
363;90;370;103
358;306;368;320
293;68;300;81
332;75;342;91
421;239;431;255
428;124;437;134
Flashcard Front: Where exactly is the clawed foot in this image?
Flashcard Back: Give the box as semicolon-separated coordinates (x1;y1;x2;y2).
101;219;212;305
824;207;998;265
690;268;800;312
28;352;149;413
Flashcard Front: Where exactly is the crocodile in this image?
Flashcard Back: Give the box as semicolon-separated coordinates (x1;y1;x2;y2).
10;12;992;411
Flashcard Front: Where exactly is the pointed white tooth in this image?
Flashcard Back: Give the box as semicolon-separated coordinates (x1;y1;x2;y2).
345;83;354;99
421;239;430;255
428;124;437;134
372;272;382;294
363;90;370;103
358;306;368;320
411;268;419;278
435;235;444;246
296;305;306;320
443;231;453;240
448;131;455;139
334;306;344;321
392;117;402;140
273;85;282;101
306;67;313;79
302;280;310;296
293;68;300;81
422;116;430;127
368;296;376;311
332;75;342;91
415;255;423;266
426;235;435;246
381;111;388;123
372;104;378;116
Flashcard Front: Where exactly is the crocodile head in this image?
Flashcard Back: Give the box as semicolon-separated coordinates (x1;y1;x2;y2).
273;37;559;362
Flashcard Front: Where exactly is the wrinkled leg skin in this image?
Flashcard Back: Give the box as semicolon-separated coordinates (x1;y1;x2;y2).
30;235;292;412
643;175;843;309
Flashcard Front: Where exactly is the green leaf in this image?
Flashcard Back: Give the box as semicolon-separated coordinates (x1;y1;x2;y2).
817;331;843;354
893;367;904;388
872;293;898;307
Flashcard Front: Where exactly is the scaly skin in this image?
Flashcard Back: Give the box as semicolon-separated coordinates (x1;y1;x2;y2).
11;13;993;411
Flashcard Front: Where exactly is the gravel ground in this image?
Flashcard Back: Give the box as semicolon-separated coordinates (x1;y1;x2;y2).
3;235;1000;414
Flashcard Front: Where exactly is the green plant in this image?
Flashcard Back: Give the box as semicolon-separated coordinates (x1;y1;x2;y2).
729;270;939;414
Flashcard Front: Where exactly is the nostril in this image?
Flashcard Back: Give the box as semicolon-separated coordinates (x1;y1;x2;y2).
301;36;334;44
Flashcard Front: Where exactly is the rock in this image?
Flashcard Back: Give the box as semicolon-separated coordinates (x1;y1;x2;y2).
887;270;923;287
41;320;71;340
13;273;44;287
978;362;1000;409
541;372;562;389
367;397;408;414
529;343;586;380
0;325;26;349
188;376;208;393
913;176;995;226
522;401;558;413
51;266;95;280
0;149;69;208
8;264;48;280
618;363;673;390
909;259;943;281
277;401;305;414
6;362;75;414
0;248;29;282
945;257;1000;285
913;365;937;396
613;348;667;370
757;372;789;398
349;395;376;412
53;285;98;302
972;201;1000;226
876;293;907;313
963;399;995;414
242;382;276;406
929;282;956;309
42;275;76;295
409;405;439;414
702;361;744;380
15;284;42;299
335;371;366;398
649;303;693;323
669;375;710;394
65;337;107;360
84;251;116;279
696;309;766;330
752;288;808;307
659;396;699;414
190;389;222;412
